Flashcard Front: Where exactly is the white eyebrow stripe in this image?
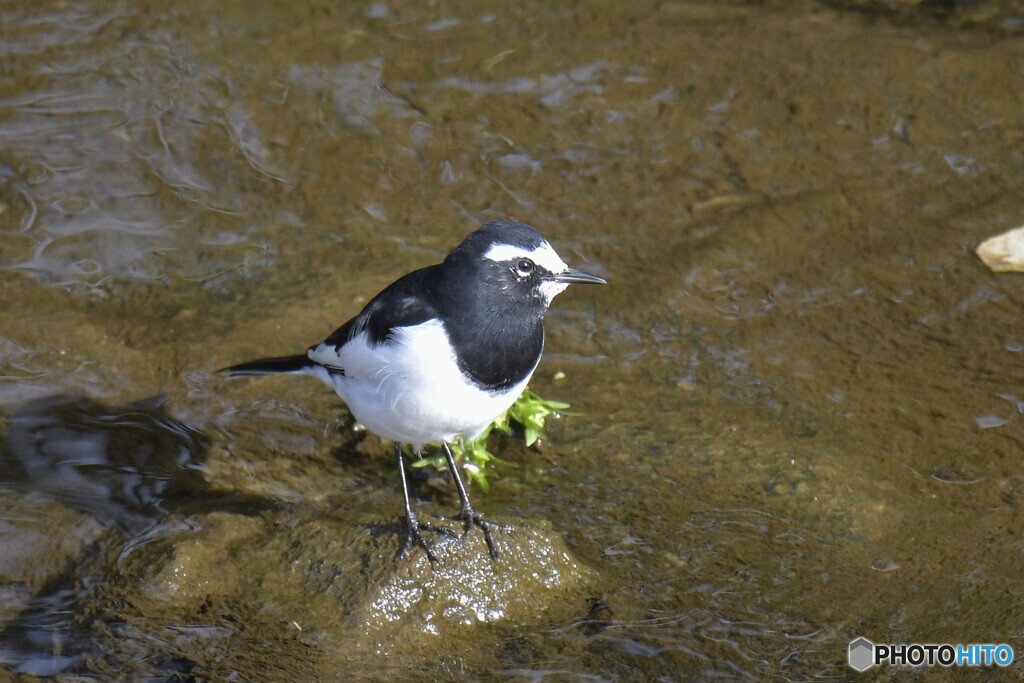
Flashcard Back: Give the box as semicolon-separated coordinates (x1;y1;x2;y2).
483;242;568;274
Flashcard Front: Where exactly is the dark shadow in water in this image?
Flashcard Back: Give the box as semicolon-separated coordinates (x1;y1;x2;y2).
2;394;210;527
0;394;273;679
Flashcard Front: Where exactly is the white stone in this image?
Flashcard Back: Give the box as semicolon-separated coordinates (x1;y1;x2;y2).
976;225;1024;272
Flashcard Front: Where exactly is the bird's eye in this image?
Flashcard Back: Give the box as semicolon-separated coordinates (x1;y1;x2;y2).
516;258;535;275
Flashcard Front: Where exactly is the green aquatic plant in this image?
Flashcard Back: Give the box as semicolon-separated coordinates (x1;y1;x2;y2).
411;388;571;491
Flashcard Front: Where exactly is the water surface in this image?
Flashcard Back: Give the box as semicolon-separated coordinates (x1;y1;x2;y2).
2;0;1023;680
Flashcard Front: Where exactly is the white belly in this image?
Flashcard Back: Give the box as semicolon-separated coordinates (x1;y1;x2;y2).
306;320;535;449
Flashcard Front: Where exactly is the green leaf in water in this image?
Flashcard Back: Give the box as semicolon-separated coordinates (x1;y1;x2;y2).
410;387;570;490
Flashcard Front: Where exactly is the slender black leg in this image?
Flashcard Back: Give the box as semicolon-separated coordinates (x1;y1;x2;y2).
441;441;509;559
396;443;454;562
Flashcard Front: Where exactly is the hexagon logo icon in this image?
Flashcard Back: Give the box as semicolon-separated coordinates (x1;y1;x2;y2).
848;637;875;672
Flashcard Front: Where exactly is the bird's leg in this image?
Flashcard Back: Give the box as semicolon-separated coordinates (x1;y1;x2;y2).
396;443;454;562
441;441;509;559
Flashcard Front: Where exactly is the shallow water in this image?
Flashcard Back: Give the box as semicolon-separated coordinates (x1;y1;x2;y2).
2;0;1024;680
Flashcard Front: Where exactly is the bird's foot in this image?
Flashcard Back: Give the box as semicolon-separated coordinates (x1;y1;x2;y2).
399;515;457;563
454;507;511;559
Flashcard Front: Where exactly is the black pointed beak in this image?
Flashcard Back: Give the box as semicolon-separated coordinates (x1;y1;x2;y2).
548;268;607;285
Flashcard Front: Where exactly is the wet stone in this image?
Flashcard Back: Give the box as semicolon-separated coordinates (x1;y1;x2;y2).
97;509;597;674
121;512;265;612
319;517;594;646
0;489;103;624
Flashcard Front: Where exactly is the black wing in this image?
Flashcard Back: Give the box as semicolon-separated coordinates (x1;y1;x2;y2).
318;265;441;352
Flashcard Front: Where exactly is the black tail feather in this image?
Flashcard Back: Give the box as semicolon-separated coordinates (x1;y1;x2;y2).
221;354;313;377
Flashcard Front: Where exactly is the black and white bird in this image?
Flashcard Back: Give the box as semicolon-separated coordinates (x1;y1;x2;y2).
223;220;605;559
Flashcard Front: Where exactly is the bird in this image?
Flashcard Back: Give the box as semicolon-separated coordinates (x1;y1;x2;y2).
222;220;606;560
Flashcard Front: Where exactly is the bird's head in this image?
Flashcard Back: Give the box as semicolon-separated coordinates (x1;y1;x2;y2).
447;220;606;310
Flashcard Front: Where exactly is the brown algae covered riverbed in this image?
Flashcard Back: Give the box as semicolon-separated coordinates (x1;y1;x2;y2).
2;0;1024;680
